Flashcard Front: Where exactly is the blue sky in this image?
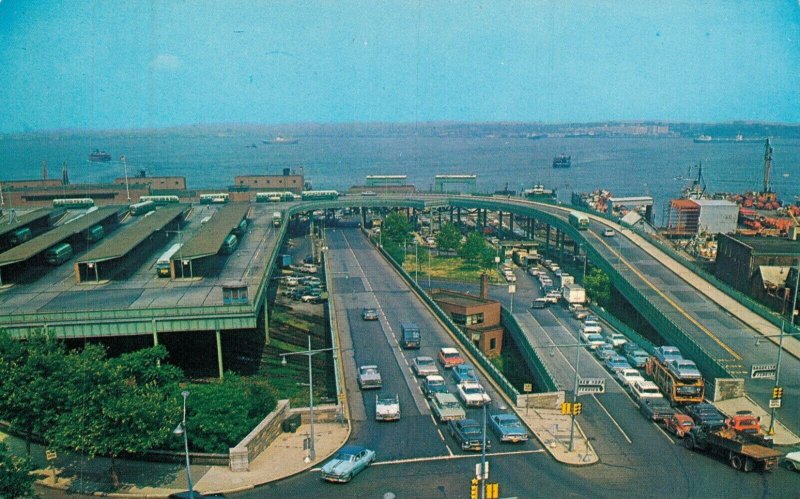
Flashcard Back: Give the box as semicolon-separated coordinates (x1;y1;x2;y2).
1;0;799;132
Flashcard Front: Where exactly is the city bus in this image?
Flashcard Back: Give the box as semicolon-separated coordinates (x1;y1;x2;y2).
44;242;73;265
140;195;180;205
155;243;183;277
199;193;230;204
9;227;32;246
301;190;339;201
52;198;94;209
129;200;156;216
219;234;239;255
568;211;590;230
255;191;296;203
85;225;105;243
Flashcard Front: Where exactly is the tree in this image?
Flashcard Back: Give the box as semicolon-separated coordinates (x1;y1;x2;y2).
436;223;462;255
383;239;405;265
459;232;486;264
0;442;36;499
382;212;412;245
584;267;612;307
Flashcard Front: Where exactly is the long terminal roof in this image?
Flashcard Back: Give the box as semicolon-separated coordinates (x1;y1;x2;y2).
0;208;54;238
76;205;187;264
179;203;250;259
0;207;121;266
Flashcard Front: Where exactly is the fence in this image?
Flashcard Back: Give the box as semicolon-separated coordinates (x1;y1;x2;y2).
501;308;559;392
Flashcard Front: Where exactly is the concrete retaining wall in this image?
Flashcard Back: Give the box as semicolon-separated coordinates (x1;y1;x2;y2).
229;400;291;472
517;391;564;410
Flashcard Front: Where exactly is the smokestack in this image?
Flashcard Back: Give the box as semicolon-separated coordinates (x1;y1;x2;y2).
62;161;69;185
42;160;48;180
480;273;489;299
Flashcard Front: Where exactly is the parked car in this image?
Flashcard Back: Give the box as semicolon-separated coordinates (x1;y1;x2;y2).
422;375;449;399
665;414;695;438
625;348;650;369
357;365;382;390
431;392;466;423
605;355;632;373
488;413;529;443
638;397;676;422
361;308;379;321
667;358;702;380
452;364;479;384
320;445;375;483
438;347;465;369
457;381;491;407
375;394;400;421
616;368;645;389
629;380;663;402
785;451;800;472
654;346;683;364
449;418;491;451
412;356;439;377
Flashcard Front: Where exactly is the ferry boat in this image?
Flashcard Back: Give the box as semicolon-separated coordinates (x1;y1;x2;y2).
552;154;571;168
262;136;298;145
693;135;712;143
88;149;112;162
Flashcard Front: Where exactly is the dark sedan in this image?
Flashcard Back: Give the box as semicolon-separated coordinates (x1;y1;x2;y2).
448;418;491;452
488;413;529;443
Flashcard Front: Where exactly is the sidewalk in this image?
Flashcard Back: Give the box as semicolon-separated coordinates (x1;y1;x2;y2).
28;421;350;497
517;407;598;466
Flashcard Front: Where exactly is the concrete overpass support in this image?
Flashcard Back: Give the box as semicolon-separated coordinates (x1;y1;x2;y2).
216;329;225;379
509;212;514;233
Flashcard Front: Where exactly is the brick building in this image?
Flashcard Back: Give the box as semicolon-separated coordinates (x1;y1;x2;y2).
233;171;304;194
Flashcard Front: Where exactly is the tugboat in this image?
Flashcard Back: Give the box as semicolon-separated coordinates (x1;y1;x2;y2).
552;154;571;168
88;149;112;162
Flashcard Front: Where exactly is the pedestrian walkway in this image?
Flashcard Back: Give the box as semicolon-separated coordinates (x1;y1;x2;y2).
26;421;350;497
516;408;598;466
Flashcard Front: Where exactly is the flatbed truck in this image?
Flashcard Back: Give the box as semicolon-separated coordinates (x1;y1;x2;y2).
684;425;782;472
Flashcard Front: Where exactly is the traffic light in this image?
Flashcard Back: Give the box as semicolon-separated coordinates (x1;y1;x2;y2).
773;386;783;399
561;402;571;415
573;402;583;415
470;478;479;499
486;483;499;499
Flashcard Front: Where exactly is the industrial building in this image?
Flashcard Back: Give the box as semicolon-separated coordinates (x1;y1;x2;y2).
665;199;738;236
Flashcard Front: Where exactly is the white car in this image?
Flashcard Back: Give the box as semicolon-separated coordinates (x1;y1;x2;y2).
603;228;615;237
629;380;663;402
616;368;645;389
375;394;400;421
581;324;602;335
412;356;439;377
457;382;491;407
603;331;628;348
785;451;800;471
580;332;606;349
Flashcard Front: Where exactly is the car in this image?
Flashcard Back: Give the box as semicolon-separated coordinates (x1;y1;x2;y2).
622;342;641;354
581;323;602;335
531;298;549;309
684;403;726;426
448;418;491;451
605;355;632;373
438;347;464;369
638;398;676;422
357;365;382;390
616;368;645;389
422;375;449;399
431;392;466;422
545;290;561;303
602;228;615;237
303;255;315;264
301;293;323;302
571;306;589;320
583;315;599;324
375;394;400;421
594;343;616;361
457;381;491;407
665;414;695;438
785;451;800;472
580;331;605;349
654;346;683;364
488;413;529;443
412;356;439;377
666;358;702;380
602;331;628;348
452;364;479;384
361;308;379;321
629;380;663;402
320;445;376;483
625;349;650;369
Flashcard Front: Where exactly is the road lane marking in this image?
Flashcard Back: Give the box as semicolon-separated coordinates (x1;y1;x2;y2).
436;428;446;442
654;422;675;444
591;394;632;444
370;449;544;466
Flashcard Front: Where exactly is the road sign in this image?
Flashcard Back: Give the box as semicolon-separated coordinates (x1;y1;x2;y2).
45;450;57;461
577;378;606;395
508;284;516;294
750;363;777;379
769;398;782;409
475;462;489;479
523;383;533;393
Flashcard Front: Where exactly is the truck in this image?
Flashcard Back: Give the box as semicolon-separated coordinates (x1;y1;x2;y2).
559;273;575;288
400;323;421;349
684;424;783;472
280;254;293;268
272;211;282;227
646;355;704;405
561;284;586;305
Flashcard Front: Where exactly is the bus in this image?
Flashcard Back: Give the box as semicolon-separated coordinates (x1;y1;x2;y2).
568;211;590;230
219;234;239;255
85;225;105;243
301;190;339;201
53;198;94;209
255;191;296;203
140;195;180;205
199;193;230;204
156;243;183;277
129;200;156;216
9;227;32;245
233;219;248;236
44;242;73;265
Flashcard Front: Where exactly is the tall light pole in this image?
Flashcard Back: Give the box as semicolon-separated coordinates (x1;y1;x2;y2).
428;246;432;289
173;390;194;498
481;402;487;499
280;336;335;462
414;239;419;283
767;265;799;434
568;337;582;452
120;155;131;203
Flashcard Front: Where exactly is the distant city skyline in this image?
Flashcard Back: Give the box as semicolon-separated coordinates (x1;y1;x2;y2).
1;1;799;133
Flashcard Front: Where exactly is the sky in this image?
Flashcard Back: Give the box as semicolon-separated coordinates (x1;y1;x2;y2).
1;0;799;133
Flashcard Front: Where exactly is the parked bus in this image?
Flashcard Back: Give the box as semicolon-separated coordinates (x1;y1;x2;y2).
233;219;248;236
129;200;156;216
85;225;105;243
44;242;73;265
199;193;230;204
53;198;94;209
156;243;183;277
301;190;339;201
139;195;180;205
568;211;590;230
255;191;296;203
219;234;239;255
9;227;32;245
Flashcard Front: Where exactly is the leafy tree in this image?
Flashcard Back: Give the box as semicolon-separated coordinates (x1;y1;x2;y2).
479;246;498;270
436;223;462;255
383;240;405;265
184;375;277;453
382;212;412;245
0;442;36;499
459;232;486;264
584;267;611;307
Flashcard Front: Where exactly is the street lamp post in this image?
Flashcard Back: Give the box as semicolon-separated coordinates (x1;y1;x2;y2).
428;246;432;290
767;265;799;434
568;338;582;452
173;390;194;498
414;239;419;283
481;403;487;499
120;155;131;203
280;336;335;462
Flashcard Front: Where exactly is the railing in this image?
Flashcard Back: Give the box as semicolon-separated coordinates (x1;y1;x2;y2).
322;243;346;422
589;306;657;356
501;308;559;392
